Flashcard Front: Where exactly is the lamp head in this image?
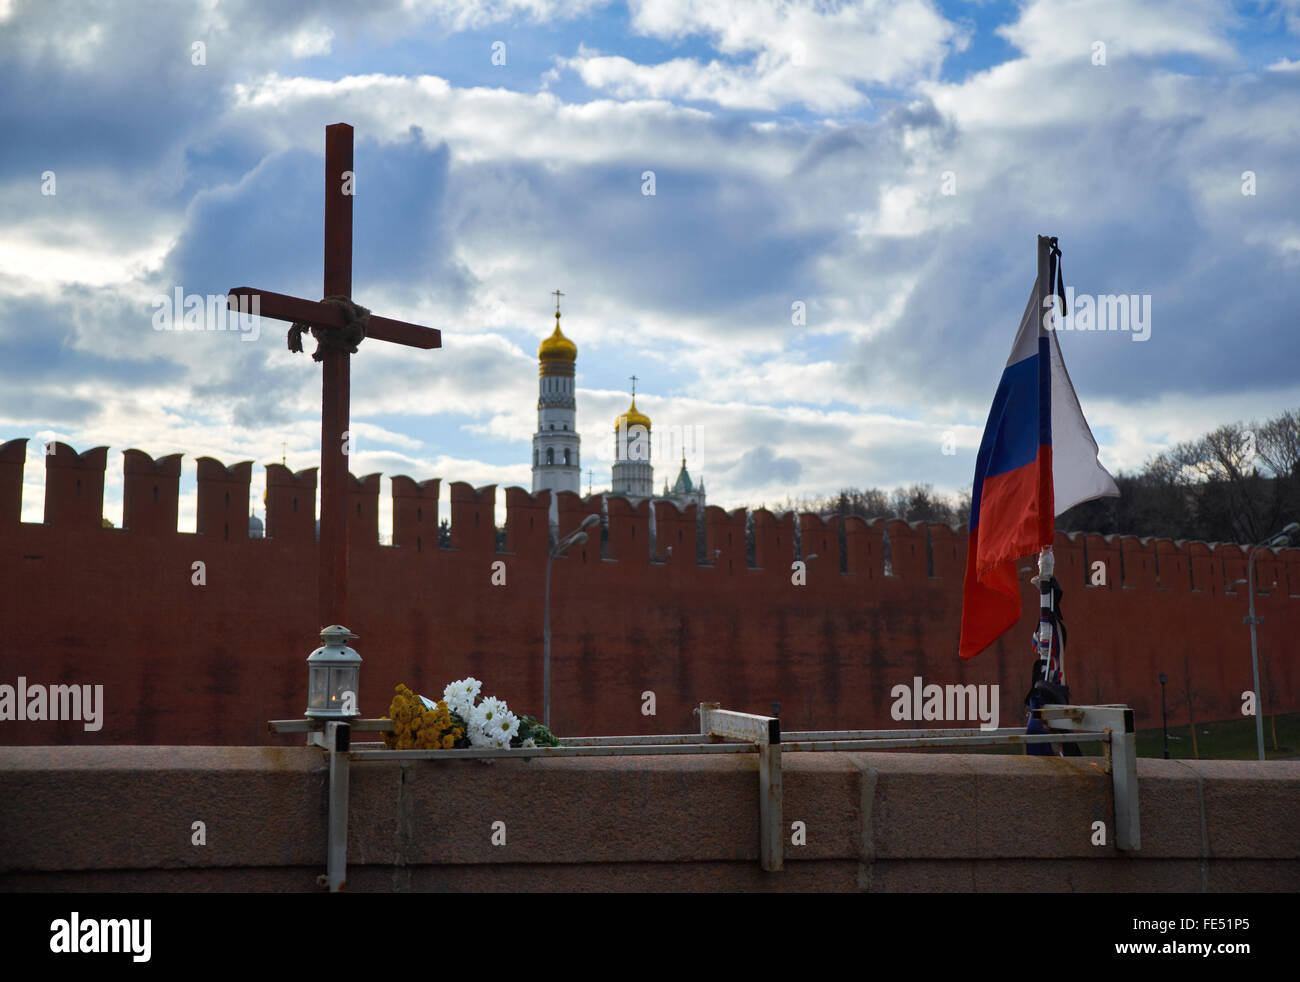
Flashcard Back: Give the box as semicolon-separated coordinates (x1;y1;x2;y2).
1269;522;1300;547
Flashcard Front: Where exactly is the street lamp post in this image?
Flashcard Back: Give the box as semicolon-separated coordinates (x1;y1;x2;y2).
1245;522;1299;761
545;513;599;728
1159;672;1169;759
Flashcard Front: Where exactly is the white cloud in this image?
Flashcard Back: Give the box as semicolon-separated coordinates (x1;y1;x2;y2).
558;0;965;111
996;0;1239;64
288;24;334;58
5;0;1300;528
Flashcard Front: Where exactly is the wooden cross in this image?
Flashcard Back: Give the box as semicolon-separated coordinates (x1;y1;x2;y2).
227;123;442;628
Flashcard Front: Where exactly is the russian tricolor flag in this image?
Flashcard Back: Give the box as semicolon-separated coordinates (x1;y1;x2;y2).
959;237;1118;659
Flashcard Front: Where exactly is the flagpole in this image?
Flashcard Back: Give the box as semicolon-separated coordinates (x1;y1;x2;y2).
1035;234;1056;684
1025;235;1065;755
1037;546;1055;679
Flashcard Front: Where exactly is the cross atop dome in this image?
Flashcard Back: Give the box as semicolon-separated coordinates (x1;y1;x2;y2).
538;289;577;363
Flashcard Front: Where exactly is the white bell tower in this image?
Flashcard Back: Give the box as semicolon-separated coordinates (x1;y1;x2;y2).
531;290;581;495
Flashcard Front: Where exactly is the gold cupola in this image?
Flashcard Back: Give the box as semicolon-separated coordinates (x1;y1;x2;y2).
539;290;577;378
615;396;651;432
538;312;577;364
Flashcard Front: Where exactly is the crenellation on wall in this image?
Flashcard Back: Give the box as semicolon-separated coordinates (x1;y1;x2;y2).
704;506;742;572
1218;543;1248;595
750;508;788;572
928;524;963;581
1251;547;1282;597
1050;530;1083;588
552;490;589;540
449;483;496;554
391;475;439;553
0;438;27;526
6;438;1291;585
348;472;381;550
605;494;649;563
265;463;317;542
843;516;884;580
122;449;183;538
2;436;1293;598
1186;541;1218;595
504;486;549;556
1284;548;1300;597
195;457;253;542
653;498;695;566
885;519;926;580
798;513;835;573
1083;533;1118;592
43;442;109;529
573;494;605;565
1153;538;1187;593
1119;535;1158;591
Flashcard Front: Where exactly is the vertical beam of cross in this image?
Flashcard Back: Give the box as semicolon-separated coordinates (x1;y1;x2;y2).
229;123;440;636
321;123;353;627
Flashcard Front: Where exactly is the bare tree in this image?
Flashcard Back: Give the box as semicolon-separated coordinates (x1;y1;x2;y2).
889;483;956;524
1255;410;1300;478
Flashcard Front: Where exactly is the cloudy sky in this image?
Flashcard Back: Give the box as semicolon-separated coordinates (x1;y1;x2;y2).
4;0;1299;534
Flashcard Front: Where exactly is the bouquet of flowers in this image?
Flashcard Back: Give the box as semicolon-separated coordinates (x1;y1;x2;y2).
383;684;463;750
383;677;560;751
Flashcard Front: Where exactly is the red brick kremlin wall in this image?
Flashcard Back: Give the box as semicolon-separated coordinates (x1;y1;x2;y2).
2;438;1297;746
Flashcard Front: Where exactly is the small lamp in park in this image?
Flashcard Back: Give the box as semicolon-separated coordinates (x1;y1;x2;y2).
1158;672;1169;759
306;625;362;720
545;514;601;728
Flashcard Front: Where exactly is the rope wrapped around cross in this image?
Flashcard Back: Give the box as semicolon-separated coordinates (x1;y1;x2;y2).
287;295;370;362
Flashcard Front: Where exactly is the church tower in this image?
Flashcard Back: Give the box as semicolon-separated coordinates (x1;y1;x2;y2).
663;456;706;511
531;291;581;494
611;377;653;498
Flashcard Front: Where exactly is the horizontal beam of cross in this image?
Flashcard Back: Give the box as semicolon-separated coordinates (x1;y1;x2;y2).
227;287;442;349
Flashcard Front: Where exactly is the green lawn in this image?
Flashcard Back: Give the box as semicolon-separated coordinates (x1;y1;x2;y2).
964;711;1300;759
1132;710;1299;760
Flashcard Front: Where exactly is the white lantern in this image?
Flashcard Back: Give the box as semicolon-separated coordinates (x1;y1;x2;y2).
306;625;361;719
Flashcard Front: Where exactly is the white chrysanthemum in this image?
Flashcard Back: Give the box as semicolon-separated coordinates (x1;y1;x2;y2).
471;695;508;731
443;677;482;718
489;708;520;743
522;737;537;749
469;723;511;749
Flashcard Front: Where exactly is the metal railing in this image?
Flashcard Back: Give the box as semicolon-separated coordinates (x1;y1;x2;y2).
270;701;1138;889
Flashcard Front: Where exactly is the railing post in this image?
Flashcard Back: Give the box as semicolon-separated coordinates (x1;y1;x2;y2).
759;742;783;871
322;721;351;891
1034;704;1140;851
700;702;783;871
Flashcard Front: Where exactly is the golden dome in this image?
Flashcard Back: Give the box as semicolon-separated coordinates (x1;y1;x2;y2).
538;313;577;362
615;396;651;431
